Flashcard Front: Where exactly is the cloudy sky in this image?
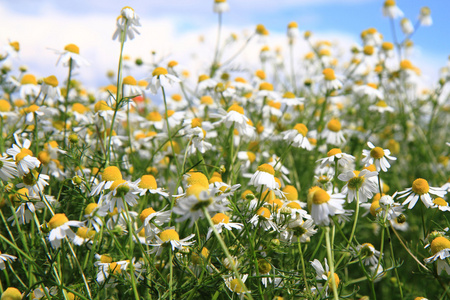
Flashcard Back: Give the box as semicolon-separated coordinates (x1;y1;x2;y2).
1;0;449;88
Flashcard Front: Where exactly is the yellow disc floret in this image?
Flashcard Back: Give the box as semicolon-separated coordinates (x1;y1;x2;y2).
139;175;158;190
327;119;341;132
152;67;168;77
293;123;308;136
48;213;69;230
211;213;230;224
140;207;156;222
312;188;330;205
370;147;385;159
64;44;80;54
159;229;180;242
411;178;430;195
44;75;58;87
102;166;122;182
430;237;450;255
257;163;275;175
322;68;336;81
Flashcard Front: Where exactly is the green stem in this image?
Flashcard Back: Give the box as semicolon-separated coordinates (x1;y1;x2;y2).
63;58;73;150
297;237;310;292
325;226;339;300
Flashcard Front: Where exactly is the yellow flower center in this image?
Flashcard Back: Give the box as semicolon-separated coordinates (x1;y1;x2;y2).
146;111;163;121
37;151;51;165
327;272;340;289
327;148;342;157
287;201;302;209
411;178;430;195
400;60;414;70
152;67;168;77
246;151;256;163
288;21;298;29
227;104;245;115
84;203;98;215
168;60;178;68
382;42;394;51
258;259;272;274
159;229;180;242
1;287;22;300
282;185;299;201
256;207;271;219
72;103;88;114
139;175;157;190
312;189;330;205
348;171;364;190
109;261;127;275
198;74;209;82
171;94;182;102
370;147;385;159
48;213;69;229
322;68;336;81
293;123;308;136
421;6;431;16
433;197;448;207
15;148;34;162
64;43;80;54
200;95;214;105
21;74;37;85
370;200;381;216
187;172;209;188
259;82;273;91
186;184;209;200
282;92;295;99
255;69;266;80
109;180;129;195
384;0;395;7
76;227;95;239
363;45;374;56
102;166;122;182
9;41;20;52
43;75;59;87
375;100;388;107
267;100;281;109
230;278;244;293
0;99;11;112
327;119;341;132
140;207;156;222
431;237;450;254
123;75;137;86
211;213;230;224
360;243;375;257
94;100;112;112
257;163;275;175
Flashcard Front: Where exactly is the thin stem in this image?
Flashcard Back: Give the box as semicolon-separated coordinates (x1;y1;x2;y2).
297;237;310;292
63;58;73;150
325;226;339;300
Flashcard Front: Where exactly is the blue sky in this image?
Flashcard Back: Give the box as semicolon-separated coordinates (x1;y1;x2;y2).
1;0;449;87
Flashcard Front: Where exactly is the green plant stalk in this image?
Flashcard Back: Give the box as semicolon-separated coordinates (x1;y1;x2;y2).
385;225;404;300
65;240;93;299
297;237;310;293
122;199;140;300
161;86;181;174
202;207;253;300
325;226;339;300
169;247;174;300
63;58;73;151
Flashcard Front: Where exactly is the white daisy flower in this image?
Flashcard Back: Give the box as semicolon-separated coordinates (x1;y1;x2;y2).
40;75;62;103
19;74;40;99
54;44;90;68
317;148;355;170
280;218;317;243
353;83;384;100
368;100;395;113
122;75;143;98
137;207;171;241
206;212;243;240
89;166;123;197
377;194;405;220
135;174;169;197
112;6;141;42
361;142;397;172
400;18;414;35
146;67;181;94
310;258;340;295
308;187;345;226
96;258;143;284
382;0;404;19
150;227;195;256
83;203;108;232
320;118;346;146
356;243;381;266
398;178;447;209
212;104;250;134
432;197;450;212
249;163;278;191
282;123;312;150
287;21;300;40
72;227;96;246
419;6;432;26
213;0;229;13
0;251;17;270
321;68;342;91
47;213;84;249
424;236;450;275
16;170;50;197
249;207;278;231
6;134;41;177
338;169;379;203
103;179;140;212
224;274;249;298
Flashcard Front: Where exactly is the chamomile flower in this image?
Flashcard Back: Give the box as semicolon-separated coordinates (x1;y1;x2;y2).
368;100;395;113
400;18;414;35
432;197;450;212
135;174;169;197
213;104;250;134
249;207;278;231
7;135;41;176
72;227;96;246
383;0;403;19
96;258;143;284
224;274;249;298
47;213;84;249
0;251;17;270
103;179;140;212
321;68;342;91
83;203;108;232
354;83;384;100
112;6;141;42
310;258;340;295
17;170;50;196
321;118;346;146
361;142;397;172
282;123;312;150
19;74;39;99
206;212;243;240
419;6;432;26
55;44;90;68
137;207;171;241
90;166;122;197
122;75;143;98
249;163;278;191
287;21;300;40
40;75;62;103
150;228;195;255
398;178;447;209
317;148;355;169
280;218;317;243
147;67;181;94
213;0;229;13
338;169;379;203
377;194;405;220
308;187;345;226
356;243;381;266
424;236;450;275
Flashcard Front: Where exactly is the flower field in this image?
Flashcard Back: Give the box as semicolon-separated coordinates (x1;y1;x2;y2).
0;1;449;299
